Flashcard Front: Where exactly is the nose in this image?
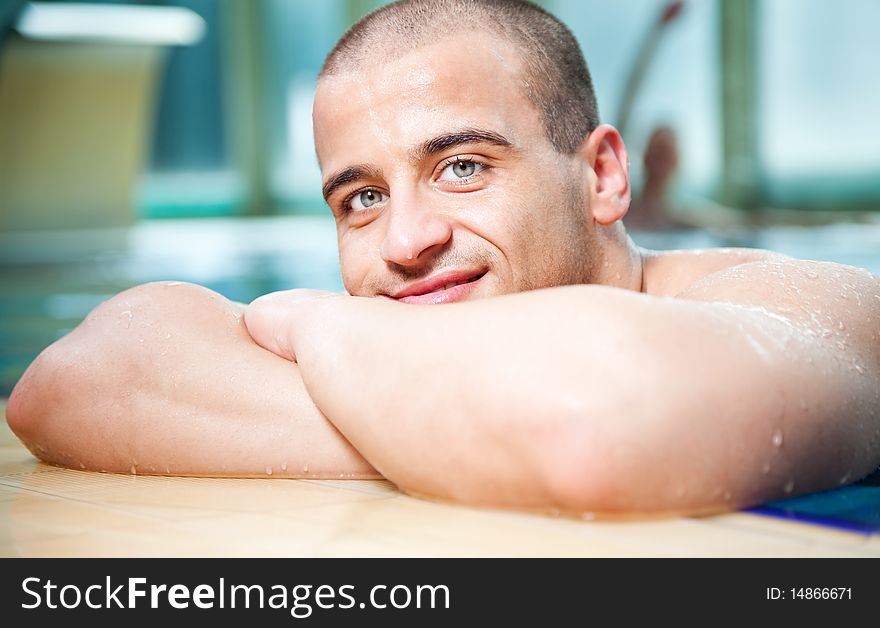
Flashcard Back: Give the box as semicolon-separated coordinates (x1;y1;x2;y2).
379;197;453;267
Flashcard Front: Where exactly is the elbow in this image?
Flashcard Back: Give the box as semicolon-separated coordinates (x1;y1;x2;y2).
518;394;625;515
538;437;659;516
536;422;623;515
5;368;29;439
531;398;660;516
5;281;179;457
6;345;61;458
7;281;234;466
534;402;731;517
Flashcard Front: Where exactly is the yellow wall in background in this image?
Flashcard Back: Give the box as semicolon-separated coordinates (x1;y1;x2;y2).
0;37;162;231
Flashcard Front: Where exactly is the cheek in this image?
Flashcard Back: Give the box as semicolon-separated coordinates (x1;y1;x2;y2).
451;198;512;250
337;249;361;294
497;186;588;289
337;234;375;296
447;194;534;286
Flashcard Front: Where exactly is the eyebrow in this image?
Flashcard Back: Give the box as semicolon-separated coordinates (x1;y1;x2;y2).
322;164;384;201
410;128;514;164
320;128;514;202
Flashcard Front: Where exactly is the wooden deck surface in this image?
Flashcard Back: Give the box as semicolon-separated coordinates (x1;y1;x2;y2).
2;401;877;557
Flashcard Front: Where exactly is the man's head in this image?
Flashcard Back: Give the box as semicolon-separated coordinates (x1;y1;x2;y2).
314;0;634;303
322;0;599;154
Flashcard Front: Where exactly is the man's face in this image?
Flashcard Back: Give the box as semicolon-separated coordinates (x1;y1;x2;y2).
313;32;598;303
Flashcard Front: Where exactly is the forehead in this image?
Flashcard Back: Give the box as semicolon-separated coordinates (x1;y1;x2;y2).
313;32;543;171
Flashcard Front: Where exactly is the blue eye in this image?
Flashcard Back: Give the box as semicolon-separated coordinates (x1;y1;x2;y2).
349;189;386;211
439;160;483;181
452;161;475;177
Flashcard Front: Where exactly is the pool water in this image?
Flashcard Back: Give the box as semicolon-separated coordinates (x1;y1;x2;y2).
0;217;343;397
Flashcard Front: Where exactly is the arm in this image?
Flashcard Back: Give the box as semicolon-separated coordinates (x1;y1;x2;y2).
245;260;880;516
6;282;378;479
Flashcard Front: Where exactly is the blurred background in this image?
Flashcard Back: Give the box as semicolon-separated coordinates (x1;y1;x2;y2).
1;0;879;397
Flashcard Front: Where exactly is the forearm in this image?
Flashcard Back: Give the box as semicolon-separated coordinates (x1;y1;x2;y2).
6;283;378;479
264;286;669;509
255;284;877;515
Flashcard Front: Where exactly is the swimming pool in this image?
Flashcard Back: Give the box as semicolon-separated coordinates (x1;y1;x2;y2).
1;216;880;397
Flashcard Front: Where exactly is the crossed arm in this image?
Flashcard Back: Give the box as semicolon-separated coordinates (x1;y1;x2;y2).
7;259;880;516
6;283;377;480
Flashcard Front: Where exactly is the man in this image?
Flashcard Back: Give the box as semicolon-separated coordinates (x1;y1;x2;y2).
7;0;880;517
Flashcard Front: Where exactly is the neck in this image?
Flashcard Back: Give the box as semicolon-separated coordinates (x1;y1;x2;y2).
592;223;645;292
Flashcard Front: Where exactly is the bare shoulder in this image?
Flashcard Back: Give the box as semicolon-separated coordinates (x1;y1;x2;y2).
631;246;880;501
644;245;880;363
641;246;789;297
645;246;879;305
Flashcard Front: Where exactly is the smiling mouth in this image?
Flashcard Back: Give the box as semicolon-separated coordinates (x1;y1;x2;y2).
391;270;487;304
436;274;484;292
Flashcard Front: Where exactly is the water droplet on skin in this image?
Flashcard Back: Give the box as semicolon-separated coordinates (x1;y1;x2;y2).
121;309;133;329
772;430;784;447
265;466;273;476
762;462;771;474
130;464;137;475
79;463;86;469
837;321;845;331
165;332;172;339
805;270;818;280
783;479;795;494
165;465;171;474
303;464;309;473
838;473;851;486
854;364;864;374
339;473;344;478
281;462;287;472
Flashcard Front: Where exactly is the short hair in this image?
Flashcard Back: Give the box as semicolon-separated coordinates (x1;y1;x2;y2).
320;0;600;154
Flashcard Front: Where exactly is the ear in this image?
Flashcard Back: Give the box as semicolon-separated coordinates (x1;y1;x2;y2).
579;124;631;226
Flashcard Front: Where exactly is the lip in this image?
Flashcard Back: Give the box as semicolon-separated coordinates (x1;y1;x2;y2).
391;269;487;305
